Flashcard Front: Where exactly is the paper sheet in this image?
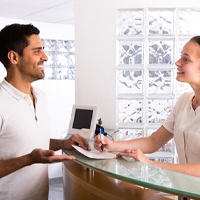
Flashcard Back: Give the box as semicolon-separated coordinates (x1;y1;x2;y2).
72;145;116;159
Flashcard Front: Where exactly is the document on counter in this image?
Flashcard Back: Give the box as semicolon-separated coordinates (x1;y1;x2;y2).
72;145;116;159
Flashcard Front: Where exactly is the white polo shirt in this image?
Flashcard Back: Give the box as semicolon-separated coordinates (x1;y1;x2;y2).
0;79;50;200
163;92;200;164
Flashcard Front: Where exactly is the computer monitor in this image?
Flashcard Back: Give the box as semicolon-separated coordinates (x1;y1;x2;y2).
67;104;99;138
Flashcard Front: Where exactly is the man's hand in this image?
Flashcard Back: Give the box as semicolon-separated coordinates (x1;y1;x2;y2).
29;148;75;164
65;134;91;150
50;134;90;151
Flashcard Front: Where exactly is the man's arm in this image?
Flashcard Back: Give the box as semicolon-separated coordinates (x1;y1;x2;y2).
0;154;31;178
0;148;75;178
50;134;90;151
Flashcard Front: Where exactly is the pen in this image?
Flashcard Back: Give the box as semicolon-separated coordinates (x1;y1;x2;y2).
100;126;104;151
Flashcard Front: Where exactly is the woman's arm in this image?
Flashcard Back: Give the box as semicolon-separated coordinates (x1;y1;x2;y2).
94;125;173;153
117;148;200;177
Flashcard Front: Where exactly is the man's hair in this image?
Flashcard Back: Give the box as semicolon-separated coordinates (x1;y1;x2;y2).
0;23;40;68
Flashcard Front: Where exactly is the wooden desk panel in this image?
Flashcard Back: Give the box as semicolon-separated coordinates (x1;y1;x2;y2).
63;161;170;200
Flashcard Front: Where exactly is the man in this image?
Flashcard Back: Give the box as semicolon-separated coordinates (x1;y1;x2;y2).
0;23;90;200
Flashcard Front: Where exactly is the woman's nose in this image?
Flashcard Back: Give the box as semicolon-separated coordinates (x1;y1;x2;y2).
175;58;180;67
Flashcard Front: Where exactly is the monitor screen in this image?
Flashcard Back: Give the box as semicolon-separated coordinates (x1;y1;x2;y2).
72;109;93;129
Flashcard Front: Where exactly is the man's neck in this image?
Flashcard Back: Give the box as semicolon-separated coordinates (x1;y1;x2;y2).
5;76;32;96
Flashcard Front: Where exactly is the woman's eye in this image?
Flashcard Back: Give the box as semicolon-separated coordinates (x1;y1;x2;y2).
182;56;190;62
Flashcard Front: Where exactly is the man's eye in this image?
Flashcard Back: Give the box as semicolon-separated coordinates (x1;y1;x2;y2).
34;49;40;54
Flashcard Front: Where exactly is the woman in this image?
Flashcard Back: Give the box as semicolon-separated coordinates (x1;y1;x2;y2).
94;36;200;177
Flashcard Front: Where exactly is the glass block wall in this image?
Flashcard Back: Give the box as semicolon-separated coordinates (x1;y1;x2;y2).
116;8;200;163
42;39;75;80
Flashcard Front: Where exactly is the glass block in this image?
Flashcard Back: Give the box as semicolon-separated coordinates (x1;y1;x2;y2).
57;53;68;66
149;157;174;164
115;8;200;164
56;67;75;80
116;129;143;141
145;165;172;186
44;67;74;80
117;99;143;124
44;52;56;66
42;39;56;51
147;99;173;124
67;40;75;53
158;141;173;153
52;68;65;80
56;40;69;52
148;39;174;64
147;129;173;153
178;9;200;36
117;40;143;65
117;9;144;36
148;9;174;35
116;162;142;180
117;70;143;95
176;82;192;97
148;69;173;94
68;54;75;65
43;67;55;79
177;38;190;57
64;67;75;80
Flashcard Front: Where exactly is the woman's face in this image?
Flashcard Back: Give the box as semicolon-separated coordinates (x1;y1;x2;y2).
175;41;200;86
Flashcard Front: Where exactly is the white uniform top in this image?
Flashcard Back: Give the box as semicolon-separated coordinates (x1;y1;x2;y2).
163;92;200;164
0;79;50;200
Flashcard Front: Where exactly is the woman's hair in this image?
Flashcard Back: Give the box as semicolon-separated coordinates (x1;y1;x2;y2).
190;36;200;46
0;23;40;68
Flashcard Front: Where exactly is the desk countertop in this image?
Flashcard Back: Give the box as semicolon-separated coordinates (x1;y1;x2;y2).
63;147;200;199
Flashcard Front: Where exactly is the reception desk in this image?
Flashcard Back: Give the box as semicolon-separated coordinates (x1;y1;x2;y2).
63;147;200;200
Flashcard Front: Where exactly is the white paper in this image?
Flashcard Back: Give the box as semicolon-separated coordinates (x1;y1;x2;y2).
72;145;116;159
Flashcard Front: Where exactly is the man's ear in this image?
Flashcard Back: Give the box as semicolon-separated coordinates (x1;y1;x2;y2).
7;51;19;64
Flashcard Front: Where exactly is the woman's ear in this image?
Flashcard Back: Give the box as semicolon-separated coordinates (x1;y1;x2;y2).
7;51;19;64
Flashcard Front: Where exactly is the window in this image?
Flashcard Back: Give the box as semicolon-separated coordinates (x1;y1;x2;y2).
42;39;75;80
116;8;200;163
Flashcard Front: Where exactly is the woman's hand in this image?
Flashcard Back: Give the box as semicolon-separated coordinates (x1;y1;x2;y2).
117;149;152;164
94;134;113;152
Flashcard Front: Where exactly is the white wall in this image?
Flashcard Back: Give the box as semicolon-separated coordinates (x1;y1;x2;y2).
0;17;74;40
0;18;75;178
75;0;200;130
75;0;117;129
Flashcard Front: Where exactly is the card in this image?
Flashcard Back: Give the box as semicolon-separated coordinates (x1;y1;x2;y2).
72;145;116;159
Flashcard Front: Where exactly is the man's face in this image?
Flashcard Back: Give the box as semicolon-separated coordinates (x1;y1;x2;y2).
17;34;48;82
